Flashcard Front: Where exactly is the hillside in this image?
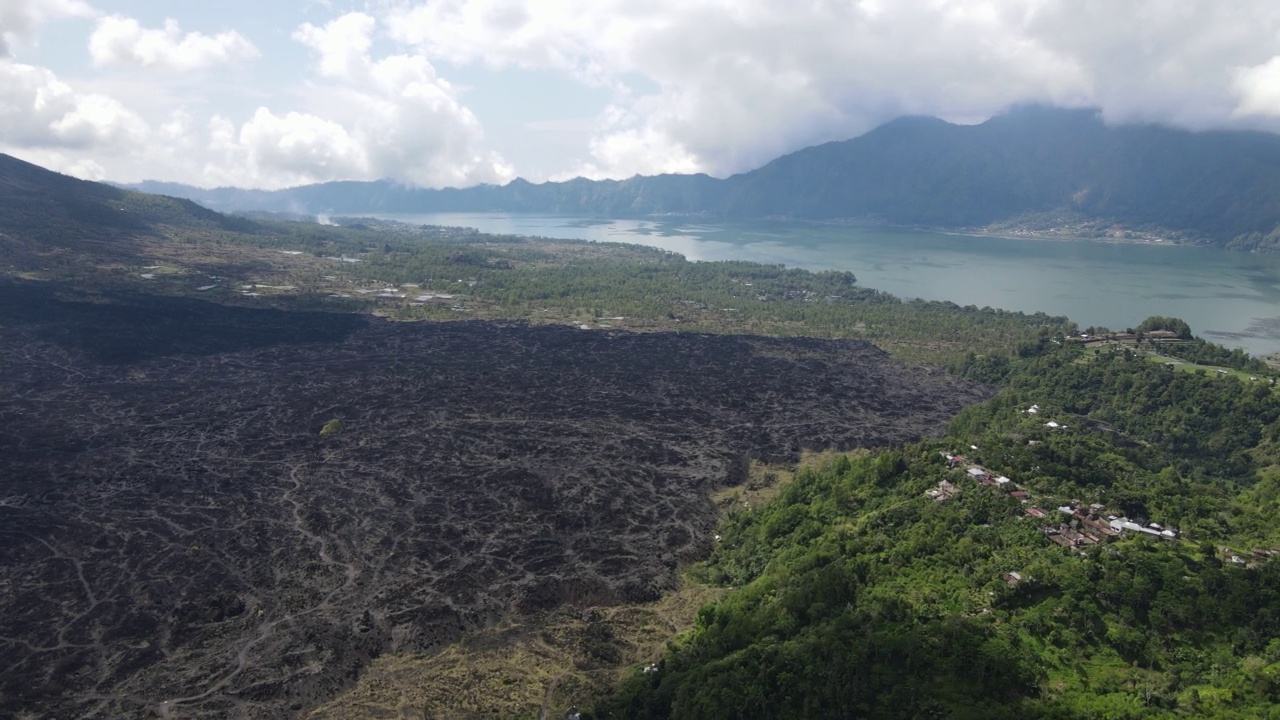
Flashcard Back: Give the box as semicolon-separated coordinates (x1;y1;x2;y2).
717;109;1099;225
589;336;1280;720
0;153;263;269
124;107;1280;248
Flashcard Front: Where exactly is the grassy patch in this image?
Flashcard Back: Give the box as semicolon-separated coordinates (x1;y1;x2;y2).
306;578;727;720
1082;344;1275;386
711;451;863;518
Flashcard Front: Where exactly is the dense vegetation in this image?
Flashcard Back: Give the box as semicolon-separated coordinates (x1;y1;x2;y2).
1156;341;1270;374
128;107;1280;248
591;327;1280;719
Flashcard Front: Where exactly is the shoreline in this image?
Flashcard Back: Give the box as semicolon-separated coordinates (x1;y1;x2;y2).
770;216;1196;248
376;210;1211;251
934;227;1187;247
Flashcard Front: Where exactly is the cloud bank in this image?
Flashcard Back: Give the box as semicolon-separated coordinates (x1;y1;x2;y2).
10;1;1280;188
385;0;1280;178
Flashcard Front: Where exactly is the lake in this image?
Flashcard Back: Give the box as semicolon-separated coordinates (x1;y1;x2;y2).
373;212;1280;357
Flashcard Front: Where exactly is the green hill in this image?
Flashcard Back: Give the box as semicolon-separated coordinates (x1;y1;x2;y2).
589;336;1280;720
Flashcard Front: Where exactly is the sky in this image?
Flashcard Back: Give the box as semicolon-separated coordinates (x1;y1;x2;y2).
7;1;1280;190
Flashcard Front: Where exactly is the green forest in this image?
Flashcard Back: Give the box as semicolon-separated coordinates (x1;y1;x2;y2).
589;327;1280;719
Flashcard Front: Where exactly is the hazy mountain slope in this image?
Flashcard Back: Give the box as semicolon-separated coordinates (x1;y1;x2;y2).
132;173;724;217
718;108;1106;224
0;153;263;267
720;107;1280;240
1081;123;1280;242
122;107;1280;246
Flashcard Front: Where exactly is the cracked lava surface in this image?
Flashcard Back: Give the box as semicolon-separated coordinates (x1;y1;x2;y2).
0;280;994;718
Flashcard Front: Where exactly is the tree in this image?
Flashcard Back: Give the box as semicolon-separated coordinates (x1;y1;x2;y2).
1137;316;1192;340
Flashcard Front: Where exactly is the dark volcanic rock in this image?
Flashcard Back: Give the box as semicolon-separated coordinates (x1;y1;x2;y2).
0;280;993;718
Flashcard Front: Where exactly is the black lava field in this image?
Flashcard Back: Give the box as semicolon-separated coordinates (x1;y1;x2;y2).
0;280;993;718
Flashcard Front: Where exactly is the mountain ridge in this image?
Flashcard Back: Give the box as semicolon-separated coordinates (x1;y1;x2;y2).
97;105;1280;249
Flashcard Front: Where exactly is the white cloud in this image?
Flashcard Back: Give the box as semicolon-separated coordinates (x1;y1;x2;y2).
230;107;367;186
581;128;698;179
0;59;159;183
292;12;373;80
0;60;147;149
384;0;1280;179
13;1;1280;189
64;155;107;180
1234;57;1280;117
1;147;108;181
89;16;259;71
201;12;511;189
0;0;94;57
1023;1;1280;128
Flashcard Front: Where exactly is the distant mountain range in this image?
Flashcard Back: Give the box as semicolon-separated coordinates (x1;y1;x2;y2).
101;106;1280;250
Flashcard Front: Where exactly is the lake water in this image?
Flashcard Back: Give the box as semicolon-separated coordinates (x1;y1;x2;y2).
374;212;1280;357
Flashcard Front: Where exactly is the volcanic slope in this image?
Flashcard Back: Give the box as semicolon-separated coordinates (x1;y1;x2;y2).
0;279;993;718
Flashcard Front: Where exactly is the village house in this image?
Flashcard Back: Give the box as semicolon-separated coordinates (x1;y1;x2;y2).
1044;525;1099;549
1055;503;1121;537
926;479;960;503
1107;516;1177;539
